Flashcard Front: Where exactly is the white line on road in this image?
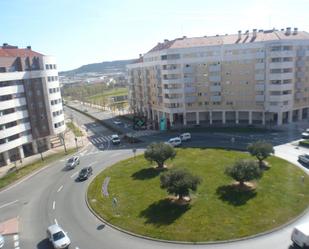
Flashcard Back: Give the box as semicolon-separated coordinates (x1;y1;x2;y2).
13;234;19;241
54;218;58;225
70;172;78;178
0;199;18;209
53;201;56;210
57;185;63;193
14;241;19;247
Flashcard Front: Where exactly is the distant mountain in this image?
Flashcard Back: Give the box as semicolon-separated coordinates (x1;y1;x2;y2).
60;59;137;76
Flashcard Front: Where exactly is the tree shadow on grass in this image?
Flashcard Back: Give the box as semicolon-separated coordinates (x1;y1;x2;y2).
216;184;257;206
131;167;166;180
139;198;191;226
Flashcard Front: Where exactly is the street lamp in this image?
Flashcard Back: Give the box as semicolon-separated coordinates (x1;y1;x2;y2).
75;137;78;151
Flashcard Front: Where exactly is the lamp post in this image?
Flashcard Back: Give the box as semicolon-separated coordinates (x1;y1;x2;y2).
75;137;78;151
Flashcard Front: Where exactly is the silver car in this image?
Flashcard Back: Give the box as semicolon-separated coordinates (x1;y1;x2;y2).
47;224;71;249
298;154;309;165
65;156;80;169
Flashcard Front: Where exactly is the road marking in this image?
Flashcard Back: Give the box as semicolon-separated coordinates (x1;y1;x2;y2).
0;200;18;209
70;172;78;178
14;241;19;247
52;201;56;210
13;234;19;241
76;247;80;249
54;219;58;225
57;185;63;193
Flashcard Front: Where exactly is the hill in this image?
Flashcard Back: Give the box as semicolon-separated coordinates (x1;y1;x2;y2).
60;59;137;76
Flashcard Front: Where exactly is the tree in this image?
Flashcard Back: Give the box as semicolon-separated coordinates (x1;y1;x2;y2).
225;159;262;186
160;168;202;200
247;141;274;168
144;142;176;168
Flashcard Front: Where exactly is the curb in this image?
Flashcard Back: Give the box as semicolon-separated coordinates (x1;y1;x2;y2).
84;154;309;245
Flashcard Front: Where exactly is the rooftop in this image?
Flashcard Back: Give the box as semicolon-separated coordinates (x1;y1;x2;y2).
0;44;43;57
148;28;309;53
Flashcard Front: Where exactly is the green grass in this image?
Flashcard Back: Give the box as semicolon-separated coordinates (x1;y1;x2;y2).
88;148;309;242
0;148;75;190
87;88;128;102
66;122;83;137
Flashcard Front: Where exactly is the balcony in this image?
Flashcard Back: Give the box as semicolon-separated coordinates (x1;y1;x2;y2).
209;65;221;72
162;79;182;84
270;50;295;57
210;96;222;102
0;85;24;96
269;94;293;102
296;60;305;67
255;74;265;81
269;62;294;69
295;92;303;99
0;135;32;154
296;71;305;78
161;68;181;74
183;77;194;84
255;52;265;58
163;98;183;104
184;87;196;93
269;73;294;81
163;88;183;94
210;85;221;92
295;82;303;89
209;75;221;82
0;97;27;111
255;95;265;102
255;84;265;91
185;96;197;103
268;83;293;91
0;122;31;139
0;110;29;125
255;63;265;70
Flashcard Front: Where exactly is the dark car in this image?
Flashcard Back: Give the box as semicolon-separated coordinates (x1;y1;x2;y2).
77;167;93;181
298;154;309;165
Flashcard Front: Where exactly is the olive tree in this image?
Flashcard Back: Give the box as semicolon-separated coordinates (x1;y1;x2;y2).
247;140;274;168
225;159;262;186
160;168;202;200
144;142;176;168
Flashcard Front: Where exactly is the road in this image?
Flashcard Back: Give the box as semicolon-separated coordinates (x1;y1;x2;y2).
0;107;308;249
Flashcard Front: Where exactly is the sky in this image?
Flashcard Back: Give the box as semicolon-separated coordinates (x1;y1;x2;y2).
2;0;309;71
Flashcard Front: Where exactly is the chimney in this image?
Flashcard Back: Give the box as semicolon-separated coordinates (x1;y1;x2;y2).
238;30;242;40
182;36;187;39
164;39;169;43
293;27;298;35
2;43;8;47
27;46;31;50
281;28;284;31
139;54;142;59
258;29;264;32
253;29;257;38
285;27;291;35
245;30;249;35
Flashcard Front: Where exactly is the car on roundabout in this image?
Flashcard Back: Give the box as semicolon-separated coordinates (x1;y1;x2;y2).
111;134;121;145
291;222;309;248
65;156;80;170
179;132;191;141
47;224;71;249
77;166;93;181
165;137;182;147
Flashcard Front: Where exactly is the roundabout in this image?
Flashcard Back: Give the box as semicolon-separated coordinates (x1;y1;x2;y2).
88;148;309;243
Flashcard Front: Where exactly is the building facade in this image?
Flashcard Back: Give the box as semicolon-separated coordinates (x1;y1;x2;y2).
0;44;65;166
128;27;309;129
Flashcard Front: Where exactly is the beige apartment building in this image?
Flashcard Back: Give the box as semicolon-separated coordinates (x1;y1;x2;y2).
128;27;309;129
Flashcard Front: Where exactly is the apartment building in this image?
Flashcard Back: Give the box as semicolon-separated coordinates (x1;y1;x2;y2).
128;27;309;129
0;44;65;166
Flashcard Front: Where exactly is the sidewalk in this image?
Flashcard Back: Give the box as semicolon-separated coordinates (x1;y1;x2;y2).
0;124;89;178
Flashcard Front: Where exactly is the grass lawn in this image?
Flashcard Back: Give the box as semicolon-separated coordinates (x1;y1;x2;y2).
66;122;83;137
0;148;75;190
87;88;128;102
88;148;309;242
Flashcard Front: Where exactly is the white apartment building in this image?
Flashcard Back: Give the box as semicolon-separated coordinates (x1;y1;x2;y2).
0;44;65;166
128;27;309;129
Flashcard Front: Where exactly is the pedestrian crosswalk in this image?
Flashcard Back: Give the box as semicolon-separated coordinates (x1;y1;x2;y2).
89;135;113;144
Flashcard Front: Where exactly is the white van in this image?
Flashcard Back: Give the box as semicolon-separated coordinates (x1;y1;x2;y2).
180;133;191;141
291;222;309;248
166;137;182;147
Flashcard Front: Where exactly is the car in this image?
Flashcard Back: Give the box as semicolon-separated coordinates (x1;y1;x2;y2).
301;132;309;139
47;224;71;249
77;167;93;181
0;234;4;248
298;154;309;165
166;137;182;147
180;132;191;141
113;120;122;125
65;156;80;169
291;222;309;248
111;134;121;144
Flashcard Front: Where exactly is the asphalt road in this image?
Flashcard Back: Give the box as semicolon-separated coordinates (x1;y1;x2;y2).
0;108;309;249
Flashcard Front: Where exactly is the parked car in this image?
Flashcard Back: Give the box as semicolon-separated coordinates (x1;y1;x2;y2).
166;137;182;147
77;167;93;181
65;156;80;169
180;133;191;141
111;134;121;145
47;224;71;249
291;222;309;248
301;132;309;139
0;234;4;248
298;154;309;165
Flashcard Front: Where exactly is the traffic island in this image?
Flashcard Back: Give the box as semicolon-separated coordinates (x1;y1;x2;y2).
87;148;309;242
